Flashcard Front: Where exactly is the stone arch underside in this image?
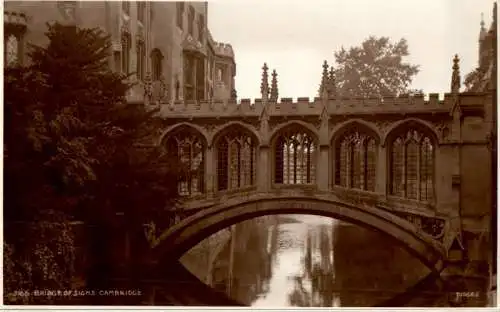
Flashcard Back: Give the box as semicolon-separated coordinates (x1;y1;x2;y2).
152;196;446;273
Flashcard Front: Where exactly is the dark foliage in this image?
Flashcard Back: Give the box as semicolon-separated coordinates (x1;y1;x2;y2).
4;23;181;304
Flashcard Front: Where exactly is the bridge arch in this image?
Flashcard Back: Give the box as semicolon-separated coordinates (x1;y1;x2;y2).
152;196;446;273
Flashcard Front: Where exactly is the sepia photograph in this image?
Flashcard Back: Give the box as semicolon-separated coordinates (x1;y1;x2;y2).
2;0;498;308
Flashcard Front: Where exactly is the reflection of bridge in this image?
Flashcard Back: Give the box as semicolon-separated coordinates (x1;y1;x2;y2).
142;58;495;305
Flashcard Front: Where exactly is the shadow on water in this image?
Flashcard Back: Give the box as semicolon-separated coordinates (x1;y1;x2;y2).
176;214;486;307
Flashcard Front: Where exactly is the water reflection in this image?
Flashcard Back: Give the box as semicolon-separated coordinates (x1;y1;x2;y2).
179;214;481;307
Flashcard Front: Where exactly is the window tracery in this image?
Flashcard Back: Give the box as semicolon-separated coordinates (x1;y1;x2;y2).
151;48;163;81
390;128;434;201
217;128;256;191
334;131;377;191
275;127;316;185
164;127;205;196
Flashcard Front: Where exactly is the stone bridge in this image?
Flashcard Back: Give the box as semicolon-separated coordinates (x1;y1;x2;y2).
143;59;494;285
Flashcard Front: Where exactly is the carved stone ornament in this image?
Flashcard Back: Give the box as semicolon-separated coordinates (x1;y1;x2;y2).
57;1;77;23
204;123;217;134
143;222;157;246
433;121;449;140
375;120;392;134
394;211;446;241
121;19;130;35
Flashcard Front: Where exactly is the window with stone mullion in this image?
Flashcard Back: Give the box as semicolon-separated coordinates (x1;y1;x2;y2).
137;40;146;80
240;143;250;187
391;138;404;197
293;141;299;184
229;141;238;189
217;140;229;191
365;139;377;191
285;141;292;184
192;142;204;195
179;142;191;196
121;32;131;75
337;140;348;187
419;137;434;201
405;140;419;200
306;142;312;183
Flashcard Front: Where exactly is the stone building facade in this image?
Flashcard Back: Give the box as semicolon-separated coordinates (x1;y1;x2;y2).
3;1;236;103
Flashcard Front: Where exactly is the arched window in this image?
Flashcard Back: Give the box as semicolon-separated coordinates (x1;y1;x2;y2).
151;48;163;81
136;39;145;80
122;1;130;15
274;126;317;185
390;129;435;201
216;127;257;191
5;35;19;67
121;31;131;75
176;1;184;29
163;127;206;196
334;132;377;191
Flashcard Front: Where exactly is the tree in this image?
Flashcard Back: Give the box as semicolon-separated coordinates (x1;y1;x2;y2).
4;23;182;304
330;36;420;98
463;67;487;92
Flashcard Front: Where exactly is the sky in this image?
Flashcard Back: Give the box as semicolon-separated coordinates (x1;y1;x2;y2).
207;0;496;100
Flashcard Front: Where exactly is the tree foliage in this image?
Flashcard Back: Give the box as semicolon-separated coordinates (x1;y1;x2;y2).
4;23;181;304
463;67;487;92
331;36;420;98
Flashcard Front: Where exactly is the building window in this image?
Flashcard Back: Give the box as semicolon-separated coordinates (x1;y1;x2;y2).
136;39;145;80
216;127;257;191
164;126;205;197
113;51;121;72
151;49;163;81
122;1;130;15
137;1;145;24
389;129;434;201
121;31;131;75
175;78;180;100
198;14;205;42
335;132;377;191
5;34;19;67
188;5;195;36
176;2;184;29
274;126;317;185
183;54;195;100
4;14;26;67
183;52;205;101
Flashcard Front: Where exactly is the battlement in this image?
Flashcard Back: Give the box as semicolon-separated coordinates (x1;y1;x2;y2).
214;42;234;58
153;93;486;118
4;10;28;27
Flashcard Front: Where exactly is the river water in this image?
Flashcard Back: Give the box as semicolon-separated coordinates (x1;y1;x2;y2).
180;214;489;307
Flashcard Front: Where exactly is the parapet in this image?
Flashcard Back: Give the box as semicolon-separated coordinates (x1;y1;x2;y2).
214;41;234;58
4;10;28;27
155;93;486;118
